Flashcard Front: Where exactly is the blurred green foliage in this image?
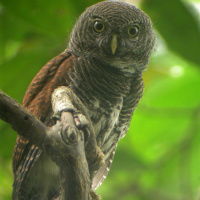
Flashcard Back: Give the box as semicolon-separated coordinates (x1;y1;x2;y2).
0;0;200;199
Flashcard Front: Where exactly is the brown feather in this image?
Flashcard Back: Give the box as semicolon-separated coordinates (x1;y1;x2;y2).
12;50;73;197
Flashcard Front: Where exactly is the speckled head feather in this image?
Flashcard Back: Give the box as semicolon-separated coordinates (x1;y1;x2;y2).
68;1;155;72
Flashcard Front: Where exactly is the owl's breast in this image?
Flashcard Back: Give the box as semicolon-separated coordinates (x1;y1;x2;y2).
86;96;123;159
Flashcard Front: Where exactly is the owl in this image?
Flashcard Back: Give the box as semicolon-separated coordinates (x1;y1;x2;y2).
12;1;155;199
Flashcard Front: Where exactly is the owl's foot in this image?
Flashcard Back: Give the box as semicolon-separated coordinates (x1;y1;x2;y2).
73;111;91;142
74;111;105;172
52;86;105;173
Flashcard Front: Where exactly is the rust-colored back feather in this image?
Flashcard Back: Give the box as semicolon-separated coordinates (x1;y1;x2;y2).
12;50;73;198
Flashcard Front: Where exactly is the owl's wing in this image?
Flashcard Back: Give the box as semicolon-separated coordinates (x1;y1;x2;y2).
92;73;144;190
12;50;74;197
92;147;116;190
22;50;71;109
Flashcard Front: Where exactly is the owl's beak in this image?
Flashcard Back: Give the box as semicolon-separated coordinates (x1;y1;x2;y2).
111;35;117;55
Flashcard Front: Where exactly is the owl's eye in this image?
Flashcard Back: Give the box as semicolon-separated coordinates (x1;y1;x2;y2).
94;21;105;33
127;26;139;37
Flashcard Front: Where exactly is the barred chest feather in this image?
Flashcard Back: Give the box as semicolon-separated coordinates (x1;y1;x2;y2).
87;97;123;159
26;56;141;196
69;57;133;159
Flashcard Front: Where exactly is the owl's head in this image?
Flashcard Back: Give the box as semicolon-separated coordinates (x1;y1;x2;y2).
68;1;155;73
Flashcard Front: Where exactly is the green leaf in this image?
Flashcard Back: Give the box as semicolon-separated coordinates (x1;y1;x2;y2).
142;0;200;66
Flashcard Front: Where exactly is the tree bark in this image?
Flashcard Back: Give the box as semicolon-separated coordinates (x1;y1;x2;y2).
0;87;103;200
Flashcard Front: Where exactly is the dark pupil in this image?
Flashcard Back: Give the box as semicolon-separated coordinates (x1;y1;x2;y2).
96;22;103;30
129;27;136;35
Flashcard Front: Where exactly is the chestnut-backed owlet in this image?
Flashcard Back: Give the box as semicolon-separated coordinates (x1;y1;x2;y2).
12;1;155;199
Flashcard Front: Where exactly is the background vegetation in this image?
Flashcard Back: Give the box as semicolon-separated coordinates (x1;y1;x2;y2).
0;0;199;199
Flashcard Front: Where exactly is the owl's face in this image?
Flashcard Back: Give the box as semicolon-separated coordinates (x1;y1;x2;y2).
68;1;155;73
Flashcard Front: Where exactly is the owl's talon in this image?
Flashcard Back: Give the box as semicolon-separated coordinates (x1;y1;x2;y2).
73;112;91;142
74;116;81;128
74;112;89;128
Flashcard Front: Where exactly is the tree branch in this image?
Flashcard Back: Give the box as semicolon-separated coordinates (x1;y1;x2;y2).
0;88;103;200
0;90;47;149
